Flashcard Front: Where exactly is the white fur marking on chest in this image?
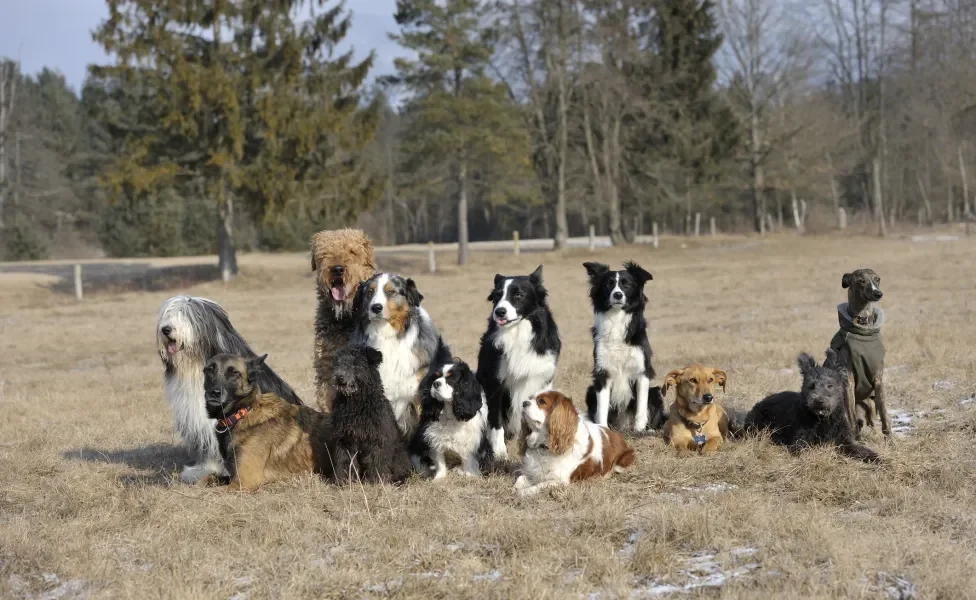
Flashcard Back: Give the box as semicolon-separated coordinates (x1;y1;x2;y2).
365;308;427;422
593;308;645;408
492;318;557;422
521;419;603;486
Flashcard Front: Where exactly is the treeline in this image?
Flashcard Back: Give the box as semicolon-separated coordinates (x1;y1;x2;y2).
1;0;975;265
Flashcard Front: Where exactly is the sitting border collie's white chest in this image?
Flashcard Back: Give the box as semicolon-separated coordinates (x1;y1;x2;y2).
594;310;645;391
492;319;557;402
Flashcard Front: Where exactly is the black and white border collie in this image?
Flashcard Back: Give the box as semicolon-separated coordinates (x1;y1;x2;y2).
409;359;488;479
352;273;451;438
477;265;561;460
583;261;665;432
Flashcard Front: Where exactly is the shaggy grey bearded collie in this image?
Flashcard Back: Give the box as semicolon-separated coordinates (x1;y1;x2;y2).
156;296;303;483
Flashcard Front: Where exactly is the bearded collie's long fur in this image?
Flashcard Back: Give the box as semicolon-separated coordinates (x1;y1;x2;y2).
477;265;561;460
156;296;302;483
351;273;451;438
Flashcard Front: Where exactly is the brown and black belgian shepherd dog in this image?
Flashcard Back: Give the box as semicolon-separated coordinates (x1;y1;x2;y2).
204;353;336;491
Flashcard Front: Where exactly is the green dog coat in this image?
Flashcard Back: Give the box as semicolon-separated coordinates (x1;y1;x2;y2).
829;303;885;400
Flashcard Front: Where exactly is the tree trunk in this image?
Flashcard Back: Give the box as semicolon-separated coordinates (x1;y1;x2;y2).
0;61;16;230
872;156;887;237
751;109;764;233
385;144;396;246
217;193;238;281
915;172;932;224
554;78;569;250
457;153;469;266
959;143;971;217
826;152;842;225
791;190;806;234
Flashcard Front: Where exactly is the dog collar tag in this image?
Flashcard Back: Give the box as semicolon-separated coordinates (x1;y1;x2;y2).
693;433;706;447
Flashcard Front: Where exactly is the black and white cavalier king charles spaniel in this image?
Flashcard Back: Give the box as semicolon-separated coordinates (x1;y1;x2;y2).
583;261;666;432
477;265;561;460
409;359;489;479
351;272;451;438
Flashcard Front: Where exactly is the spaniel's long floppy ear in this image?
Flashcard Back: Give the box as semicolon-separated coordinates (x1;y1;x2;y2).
547;393;579;455
451;364;484;421
711;369;728;393
662;369;683;396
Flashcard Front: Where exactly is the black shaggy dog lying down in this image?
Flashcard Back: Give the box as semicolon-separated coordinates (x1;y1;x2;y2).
745;349;881;463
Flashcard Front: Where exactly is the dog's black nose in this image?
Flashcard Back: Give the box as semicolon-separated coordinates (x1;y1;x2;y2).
612;291;624;301
335;375;346;386
161;325;173;337
433;380;442;389
494;306;507;317
702;394;713;404
207;388;221;400
522;400;531;408
872;290;883;300
370;303;383;314
329;264;345;276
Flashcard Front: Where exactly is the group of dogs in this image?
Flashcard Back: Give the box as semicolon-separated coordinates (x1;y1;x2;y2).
155;229;889;497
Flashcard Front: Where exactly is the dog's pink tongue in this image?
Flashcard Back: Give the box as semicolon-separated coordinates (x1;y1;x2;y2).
331;286;346;302
167;342;177;355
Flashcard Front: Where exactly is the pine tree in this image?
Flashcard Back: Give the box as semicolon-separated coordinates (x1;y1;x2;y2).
91;0;379;275
389;0;530;265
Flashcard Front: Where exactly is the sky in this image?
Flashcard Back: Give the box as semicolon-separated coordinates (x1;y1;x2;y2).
0;0;402;94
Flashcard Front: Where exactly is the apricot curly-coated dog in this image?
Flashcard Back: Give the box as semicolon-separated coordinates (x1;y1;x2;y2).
661;365;730;454
311;229;377;412
204;354;336;491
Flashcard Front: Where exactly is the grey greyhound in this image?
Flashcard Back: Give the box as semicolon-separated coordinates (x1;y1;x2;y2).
829;268;889;437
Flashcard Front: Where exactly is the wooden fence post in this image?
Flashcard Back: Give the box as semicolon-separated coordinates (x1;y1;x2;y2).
588;224;595;251
652;222;659;249
838;207;848;230
710;216;716;237
74;264;83;301
513;231;520;256
428;242;436;273
694;213;701;237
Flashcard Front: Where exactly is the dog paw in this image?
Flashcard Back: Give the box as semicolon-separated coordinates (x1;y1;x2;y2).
433;469;448;480
633;419;648;433
179;464;215;484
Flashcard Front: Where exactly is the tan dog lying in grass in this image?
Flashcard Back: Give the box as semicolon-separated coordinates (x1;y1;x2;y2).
661;365;730;454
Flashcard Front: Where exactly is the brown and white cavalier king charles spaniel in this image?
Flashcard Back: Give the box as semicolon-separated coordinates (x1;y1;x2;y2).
514;390;636;496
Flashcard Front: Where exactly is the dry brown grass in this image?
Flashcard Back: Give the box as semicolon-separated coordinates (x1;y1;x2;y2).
2;234;976;599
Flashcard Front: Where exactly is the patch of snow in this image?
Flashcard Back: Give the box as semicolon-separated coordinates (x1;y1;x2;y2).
412;570;450;580
444;542;463;552
233;577;252;588
933;380;955;391
39;579;88;600
361;578;403;594
618;531;641;558
878;572;918;600
680;483;738;494
630;548;761;598
472;570;502;583
890;410;917;436
960;395;975;406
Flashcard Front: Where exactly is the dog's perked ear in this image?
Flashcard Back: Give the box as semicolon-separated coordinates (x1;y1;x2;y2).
583;262;610;281
624;260;653;285
797;353;817;377
711;368;728;393
662;369;683;396
404;278;424;307
489;274;505;301
352;279;372;320
451;365;484;421
821;348;848;377
364;346;384;367
529;265;544;283
246;354;268;373
842;273;853;289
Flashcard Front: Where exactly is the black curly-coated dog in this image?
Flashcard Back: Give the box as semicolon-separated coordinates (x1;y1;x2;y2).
745;349;881;463
329;344;413;484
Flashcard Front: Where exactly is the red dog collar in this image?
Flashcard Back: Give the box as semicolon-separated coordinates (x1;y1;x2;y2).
215;407;249;433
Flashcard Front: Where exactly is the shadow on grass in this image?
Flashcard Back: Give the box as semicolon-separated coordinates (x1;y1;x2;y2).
63;443;191;486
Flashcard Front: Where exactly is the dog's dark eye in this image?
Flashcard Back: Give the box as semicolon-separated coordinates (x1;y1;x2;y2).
707;377;714;384
226;367;238;378
689;378;697;384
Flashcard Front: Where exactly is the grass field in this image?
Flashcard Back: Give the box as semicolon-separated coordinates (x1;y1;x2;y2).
2;233;975;599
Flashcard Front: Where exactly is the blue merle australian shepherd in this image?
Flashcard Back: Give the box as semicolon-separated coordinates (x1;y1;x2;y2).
351;273;451;438
156;296;302;483
583;261;665;432
477;265;561;460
